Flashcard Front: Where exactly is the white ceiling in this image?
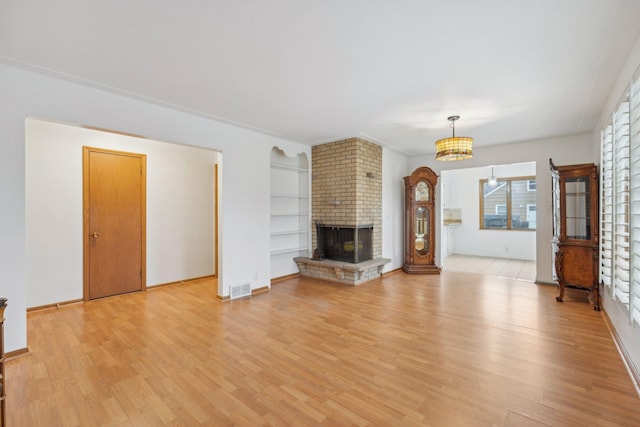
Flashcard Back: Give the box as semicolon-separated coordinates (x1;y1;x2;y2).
2;0;640;155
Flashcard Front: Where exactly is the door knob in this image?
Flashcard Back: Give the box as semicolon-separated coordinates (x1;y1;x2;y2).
92;232;100;238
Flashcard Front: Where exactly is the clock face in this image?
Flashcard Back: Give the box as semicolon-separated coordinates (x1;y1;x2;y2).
415;181;429;202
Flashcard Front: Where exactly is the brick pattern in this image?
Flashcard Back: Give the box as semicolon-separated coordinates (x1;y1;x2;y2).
311;138;382;259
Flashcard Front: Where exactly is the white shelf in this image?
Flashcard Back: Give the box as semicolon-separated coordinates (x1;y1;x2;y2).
270;163;308;172
271;230;308;236
271;247;309;255
271;193;308;199
270;212;308;217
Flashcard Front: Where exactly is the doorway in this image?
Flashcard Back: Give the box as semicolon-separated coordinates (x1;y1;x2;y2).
439;163;537;279
83;147;146;300
26;118;219;309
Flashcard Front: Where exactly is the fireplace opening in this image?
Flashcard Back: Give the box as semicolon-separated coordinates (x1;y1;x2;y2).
316;224;373;263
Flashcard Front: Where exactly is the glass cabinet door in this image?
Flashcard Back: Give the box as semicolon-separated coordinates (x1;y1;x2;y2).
564;176;590;240
415;206;429;255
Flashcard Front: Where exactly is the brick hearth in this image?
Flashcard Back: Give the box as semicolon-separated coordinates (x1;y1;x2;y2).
294;257;390;286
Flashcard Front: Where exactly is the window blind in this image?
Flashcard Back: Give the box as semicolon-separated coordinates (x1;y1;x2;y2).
600;67;640;326
614;100;630;308
612;101;630;309
601;124;613;290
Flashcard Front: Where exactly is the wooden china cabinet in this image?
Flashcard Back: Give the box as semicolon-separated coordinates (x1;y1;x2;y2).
549;159;600;310
403;167;440;274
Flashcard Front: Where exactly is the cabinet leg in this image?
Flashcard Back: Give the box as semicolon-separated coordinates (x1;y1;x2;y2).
592;287;601;311
556;283;565;302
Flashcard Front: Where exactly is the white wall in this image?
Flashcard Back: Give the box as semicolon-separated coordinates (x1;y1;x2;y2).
382;147;409;271
25;118;218;308
409;132;594;284
441;163;536;261
0;62;310;353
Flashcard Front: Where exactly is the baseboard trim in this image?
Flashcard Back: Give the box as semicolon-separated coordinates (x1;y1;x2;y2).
148;274;216;290
535;280;557;287
6;346;29;360
602;309;640;397
270;273;299;283
27;299;83;312
251;285;270;295
381;267;402;277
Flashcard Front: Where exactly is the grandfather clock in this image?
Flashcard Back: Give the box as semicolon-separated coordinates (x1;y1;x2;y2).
403;167;440;274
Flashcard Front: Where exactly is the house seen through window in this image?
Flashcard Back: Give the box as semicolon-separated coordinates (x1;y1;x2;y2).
480;177;536;230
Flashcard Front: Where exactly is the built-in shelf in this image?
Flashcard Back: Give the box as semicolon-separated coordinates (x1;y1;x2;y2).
270;147;310;279
270;212;308;217
271;193;308;199
270;163;307;172
271;247;309;255
271;230;309;236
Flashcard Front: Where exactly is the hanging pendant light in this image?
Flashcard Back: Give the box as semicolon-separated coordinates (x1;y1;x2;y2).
435;115;473;161
488;167;497;187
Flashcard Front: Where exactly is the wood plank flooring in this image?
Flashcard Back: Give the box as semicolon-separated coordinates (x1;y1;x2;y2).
6;271;640;426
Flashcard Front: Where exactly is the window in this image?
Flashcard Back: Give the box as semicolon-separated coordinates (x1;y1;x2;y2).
600;70;640;322
613;99;630;309
480;177;536;230
601;96;631;310
527;205;537;229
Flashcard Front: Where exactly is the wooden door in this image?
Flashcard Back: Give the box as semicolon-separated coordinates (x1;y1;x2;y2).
83;147;146;300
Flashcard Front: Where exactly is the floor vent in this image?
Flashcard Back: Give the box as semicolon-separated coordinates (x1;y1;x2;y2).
230;283;251;300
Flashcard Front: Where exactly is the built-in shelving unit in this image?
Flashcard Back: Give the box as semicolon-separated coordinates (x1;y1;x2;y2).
270;147;309;279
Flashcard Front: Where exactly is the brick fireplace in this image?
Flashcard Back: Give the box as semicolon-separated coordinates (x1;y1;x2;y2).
294;137;389;285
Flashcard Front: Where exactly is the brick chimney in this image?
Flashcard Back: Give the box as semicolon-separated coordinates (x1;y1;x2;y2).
311;138;382;259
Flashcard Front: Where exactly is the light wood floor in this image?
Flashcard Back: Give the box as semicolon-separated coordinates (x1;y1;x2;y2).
443;254;537;282
7;271;640;426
